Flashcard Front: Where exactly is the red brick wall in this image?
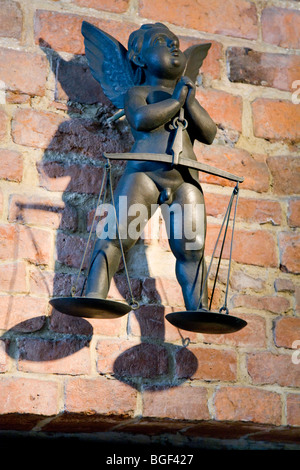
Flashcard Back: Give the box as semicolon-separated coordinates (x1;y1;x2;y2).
0;0;299;445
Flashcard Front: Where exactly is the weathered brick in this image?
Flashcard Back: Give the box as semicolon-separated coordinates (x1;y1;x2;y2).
274;317;300;349
56;232;91;269
0;261;27;293
0;295;47;331
54;59;108;105
0;110;8;142
176;346;237;381
206;225;278;268
288;199;300;228
262;7;300;49
195;144;270;192
232;295;290;314
12;109;65;149
279;232;300;274
37;161;104;194
227;48;300;92
142;277;185;306
143;386;210;421
139;0;258;40
0;377;59;415
230;270;265;292
0;189;3;217
65;376;137;416
17;337;91;375
267;156;300;196
0;0;22;40
97;338;169;378
0;223;52;265
214;386;282;425
196;88;243;132
0;48;48;97
274;278;295;293
247;352;300;388
129;305;166;340
49;309;94;337
287;394;300;426
0;339;9;372
9;195;78;231
252;99;300;141
205;193;282;225
200;313;266;348
35;10;136;54
0;149;23;182
73;0;130;13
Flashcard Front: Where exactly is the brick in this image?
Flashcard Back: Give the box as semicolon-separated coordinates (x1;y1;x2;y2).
143;386;210;421
206;225;278;268
0;189;2;216
230;270;265;292
274;278;295;293
0;48;48;97
0;261;27;293
142;277;185;306
49;309;93;337
287;394;300;426
0;339;9;372
107;274;142;303
274;317;300;349
227;48;300;92
56;232;91;269
12;109;65;149
96;338;169;378
279;232;300;274
196;88;242;132
214;386;282;425
55;59;108;105
0;377;59;415
0;0;22;40
288;199;300;228
129;305;166;341
252;99;300;141
139;0;258;40
0;149;23;182
195;144;270;192
65;377;137;416
247;352;300;388
35;10;136;54
9;195;78;231
0;295;47;332
73;0;130;13
262;7;300;49
44;117;132;159
176;346;237;381
17;337;91;375
232;295;290;314
0;223;52;265
200;313;266;348
5;91;30;104
205;193;282;225
0;110;8;142
267;156;300;196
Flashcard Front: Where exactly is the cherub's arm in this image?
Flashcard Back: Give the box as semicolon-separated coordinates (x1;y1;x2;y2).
183;79;217;145
124;82;188;132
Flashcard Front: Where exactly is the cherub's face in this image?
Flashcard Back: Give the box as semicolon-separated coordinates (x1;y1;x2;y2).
140;28;186;80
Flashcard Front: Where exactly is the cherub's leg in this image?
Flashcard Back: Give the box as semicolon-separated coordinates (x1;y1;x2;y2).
85;170;160;299
161;181;207;311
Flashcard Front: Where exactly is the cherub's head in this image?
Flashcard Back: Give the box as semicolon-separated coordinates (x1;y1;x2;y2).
127;23;186;84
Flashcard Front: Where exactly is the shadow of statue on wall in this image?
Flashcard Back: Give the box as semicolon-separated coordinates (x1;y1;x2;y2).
1;41;198;389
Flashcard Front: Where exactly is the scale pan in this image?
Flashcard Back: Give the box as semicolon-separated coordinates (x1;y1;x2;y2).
166;309;247;334
49;297;132;319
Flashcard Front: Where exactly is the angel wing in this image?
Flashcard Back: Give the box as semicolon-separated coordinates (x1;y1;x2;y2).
183;43;211;83
81;21;135;109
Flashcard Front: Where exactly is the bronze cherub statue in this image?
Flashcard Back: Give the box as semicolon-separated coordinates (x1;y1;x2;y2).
82;21;217;310
51;21;246;334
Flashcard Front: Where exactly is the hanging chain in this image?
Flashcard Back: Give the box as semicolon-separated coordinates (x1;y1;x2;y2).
70;161;110;297
219;183;239;314
106;158;139;310
197;183;239;311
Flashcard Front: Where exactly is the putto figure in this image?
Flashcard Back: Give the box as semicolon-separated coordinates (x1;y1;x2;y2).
81;21;217;311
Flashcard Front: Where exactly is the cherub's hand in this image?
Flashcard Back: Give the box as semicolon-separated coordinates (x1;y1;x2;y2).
181;76;196;107
172;77;189;106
